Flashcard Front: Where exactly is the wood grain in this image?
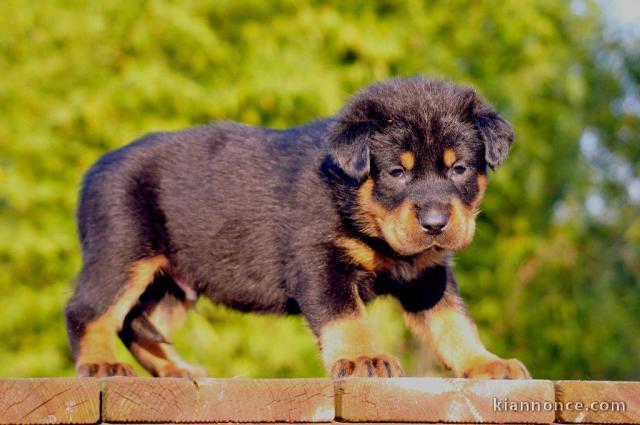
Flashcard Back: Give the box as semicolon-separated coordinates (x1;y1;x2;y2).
0;378;100;424
102;377;334;423
2;377;638;424
336;377;555;423
555;380;640;424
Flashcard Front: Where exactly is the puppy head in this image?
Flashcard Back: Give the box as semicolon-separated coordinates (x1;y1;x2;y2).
329;77;514;256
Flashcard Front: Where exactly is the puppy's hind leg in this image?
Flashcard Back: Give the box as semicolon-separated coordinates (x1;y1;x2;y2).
119;273;208;378
65;255;169;377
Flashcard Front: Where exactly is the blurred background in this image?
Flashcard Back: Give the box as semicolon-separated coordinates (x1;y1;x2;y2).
1;0;639;379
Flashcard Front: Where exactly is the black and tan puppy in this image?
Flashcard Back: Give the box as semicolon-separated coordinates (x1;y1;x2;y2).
65;77;530;379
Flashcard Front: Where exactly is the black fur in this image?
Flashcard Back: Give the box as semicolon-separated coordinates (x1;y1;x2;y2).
65;77;514;370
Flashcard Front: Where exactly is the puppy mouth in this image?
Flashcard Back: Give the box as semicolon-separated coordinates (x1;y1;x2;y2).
382;223;472;256
405;243;444;256
382;229;440;256
423;242;445;252
390;244;441;258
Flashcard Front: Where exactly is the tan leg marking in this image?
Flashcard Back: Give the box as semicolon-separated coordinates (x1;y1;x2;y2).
400;151;416;171
75;255;168;373
405;301;491;374
320;312;375;368
404;297;530;379
443;148;457;168
128;296;207;377
319;294;403;377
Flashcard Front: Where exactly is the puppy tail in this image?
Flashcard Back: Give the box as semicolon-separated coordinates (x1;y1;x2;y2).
119;272;188;346
127;313;168;344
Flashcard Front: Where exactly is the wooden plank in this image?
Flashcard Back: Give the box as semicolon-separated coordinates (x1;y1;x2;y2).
0;378;100;424
102;377;335;423
336;377;555;423
555;380;640;424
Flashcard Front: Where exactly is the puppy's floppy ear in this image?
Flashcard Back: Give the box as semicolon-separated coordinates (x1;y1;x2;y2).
328;97;386;182
471;96;515;169
328;122;371;182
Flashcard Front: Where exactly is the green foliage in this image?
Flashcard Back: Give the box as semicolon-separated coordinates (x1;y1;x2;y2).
0;0;638;379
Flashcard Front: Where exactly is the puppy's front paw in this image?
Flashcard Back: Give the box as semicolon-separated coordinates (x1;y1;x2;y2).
463;357;531;379
77;362;136;377
331;354;404;378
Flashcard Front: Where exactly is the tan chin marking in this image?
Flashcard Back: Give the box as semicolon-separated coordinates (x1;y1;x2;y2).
413;249;449;272
400;151;416;171
443;148;457;168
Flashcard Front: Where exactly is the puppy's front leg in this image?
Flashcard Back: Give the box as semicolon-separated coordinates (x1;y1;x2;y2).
402;273;530;379
319;306;404;377
301;279;404;378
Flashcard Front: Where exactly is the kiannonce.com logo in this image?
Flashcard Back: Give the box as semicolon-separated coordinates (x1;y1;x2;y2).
493;397;627;412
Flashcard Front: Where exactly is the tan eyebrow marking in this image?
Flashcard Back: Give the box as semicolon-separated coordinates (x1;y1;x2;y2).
400;151;416;171
443;148;457;168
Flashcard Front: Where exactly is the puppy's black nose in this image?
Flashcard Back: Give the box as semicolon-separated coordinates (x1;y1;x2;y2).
419;211;449;234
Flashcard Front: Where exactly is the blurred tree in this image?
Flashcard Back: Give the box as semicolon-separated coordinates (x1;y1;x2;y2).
0;0;638;378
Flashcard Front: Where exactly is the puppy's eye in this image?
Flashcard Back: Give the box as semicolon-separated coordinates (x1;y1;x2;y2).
388;167;406;179
452;164;467;175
